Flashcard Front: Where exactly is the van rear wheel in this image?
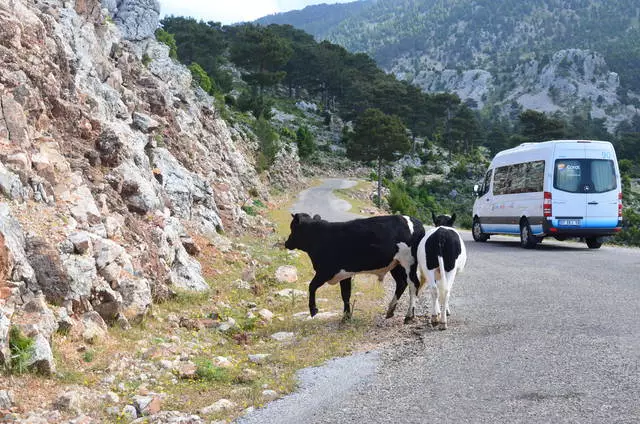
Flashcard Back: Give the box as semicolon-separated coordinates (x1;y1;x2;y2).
472;218;489;242
519;220;539;249
586;237;602;249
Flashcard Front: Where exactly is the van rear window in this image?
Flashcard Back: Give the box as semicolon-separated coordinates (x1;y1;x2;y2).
554;159;617;193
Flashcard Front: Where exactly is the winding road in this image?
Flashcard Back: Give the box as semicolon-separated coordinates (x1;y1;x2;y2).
239;179;640;424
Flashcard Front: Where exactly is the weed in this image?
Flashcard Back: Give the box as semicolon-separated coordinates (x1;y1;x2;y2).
82;349;95;363
194;359;233;383
8;327;34;374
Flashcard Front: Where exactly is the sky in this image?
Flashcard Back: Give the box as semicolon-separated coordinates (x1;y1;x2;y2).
159;0;358;25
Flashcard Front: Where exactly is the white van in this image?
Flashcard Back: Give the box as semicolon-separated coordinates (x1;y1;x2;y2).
472;140;622;249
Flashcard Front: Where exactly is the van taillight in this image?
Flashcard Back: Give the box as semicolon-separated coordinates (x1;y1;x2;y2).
543;191;552;217
618;192;623;218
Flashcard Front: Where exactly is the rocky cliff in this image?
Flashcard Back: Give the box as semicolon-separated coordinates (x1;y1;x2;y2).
395;49;639;132
0;0;299;375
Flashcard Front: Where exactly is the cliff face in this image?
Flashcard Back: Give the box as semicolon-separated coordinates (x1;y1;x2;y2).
0;0;292;371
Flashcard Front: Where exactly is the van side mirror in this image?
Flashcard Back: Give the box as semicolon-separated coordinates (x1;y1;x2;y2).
473;184;480;196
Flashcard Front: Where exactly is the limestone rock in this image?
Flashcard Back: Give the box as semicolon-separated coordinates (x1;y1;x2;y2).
0;204;35;286
110;0;161;41
248;354;270;364
270;332;294;342
0;389;13;409
0;308;11;366
275;288;307;299
81;311;108;343
26;333;55;375
275;265;298;283
199;399;236;415
133;394;162;416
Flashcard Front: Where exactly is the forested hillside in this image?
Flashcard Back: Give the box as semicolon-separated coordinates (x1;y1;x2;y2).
256;0;640;132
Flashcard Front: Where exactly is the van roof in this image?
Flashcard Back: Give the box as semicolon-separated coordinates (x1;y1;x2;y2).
495;139;613;156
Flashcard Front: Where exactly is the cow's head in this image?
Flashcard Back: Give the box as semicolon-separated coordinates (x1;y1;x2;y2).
432;211;456;227
284;213;321;250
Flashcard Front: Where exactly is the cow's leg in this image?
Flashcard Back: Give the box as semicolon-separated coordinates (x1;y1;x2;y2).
439;269;457;330
340;278;353;321
386;266;408;319
403;261;420;324
426;269;440;327
308;274;326;317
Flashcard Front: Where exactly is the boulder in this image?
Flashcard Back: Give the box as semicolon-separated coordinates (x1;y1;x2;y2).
0;307;11;366
275;265;298;283
0;203;36;286
26;333;55;375
199;399;235;415
131;111;159;133
110;0;161;41
81;311;108;343
25;236;71;304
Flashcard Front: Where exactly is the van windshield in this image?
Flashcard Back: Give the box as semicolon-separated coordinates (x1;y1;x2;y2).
554;159;617;193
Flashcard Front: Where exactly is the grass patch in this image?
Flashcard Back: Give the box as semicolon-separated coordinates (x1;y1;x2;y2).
8;326;34;374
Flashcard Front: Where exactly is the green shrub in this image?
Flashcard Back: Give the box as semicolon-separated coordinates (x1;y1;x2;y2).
253;118;280;171
189;62;213;94
195;359;231;382
8;327;34;374
296;125;315;159
155;28;178;60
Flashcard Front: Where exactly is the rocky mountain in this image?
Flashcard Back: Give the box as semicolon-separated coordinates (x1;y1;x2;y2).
257;0;640;132
0;0;300;378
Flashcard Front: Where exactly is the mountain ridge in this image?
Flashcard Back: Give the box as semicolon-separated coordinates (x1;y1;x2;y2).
257;0;640;131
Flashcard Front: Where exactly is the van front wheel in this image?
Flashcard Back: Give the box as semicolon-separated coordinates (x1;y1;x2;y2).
586;237;602;249
519;220;539;249
472;218;489;242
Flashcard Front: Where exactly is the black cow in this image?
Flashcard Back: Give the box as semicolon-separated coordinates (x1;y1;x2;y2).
284;213;425;321
416;212;467;330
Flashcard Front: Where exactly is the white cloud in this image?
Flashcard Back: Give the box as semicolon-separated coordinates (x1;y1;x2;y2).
159;0;357;25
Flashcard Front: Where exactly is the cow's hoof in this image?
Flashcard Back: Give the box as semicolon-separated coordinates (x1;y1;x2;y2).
341;311;352;322
385;310;395;319
439;323;448;331
403;316;415;324
430;315;440;327
446;309;451;317
310;307;319;317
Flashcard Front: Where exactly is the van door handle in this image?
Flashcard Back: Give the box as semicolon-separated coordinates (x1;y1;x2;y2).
588;201;598;205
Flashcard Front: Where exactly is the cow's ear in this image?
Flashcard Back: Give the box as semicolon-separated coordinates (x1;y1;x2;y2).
449;213;456;226
313;214;322;221
431;211;437;226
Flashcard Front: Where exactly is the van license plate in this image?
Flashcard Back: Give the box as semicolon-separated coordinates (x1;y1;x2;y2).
559;219;581;226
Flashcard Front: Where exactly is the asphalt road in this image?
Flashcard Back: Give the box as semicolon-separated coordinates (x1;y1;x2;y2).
239;179;640;424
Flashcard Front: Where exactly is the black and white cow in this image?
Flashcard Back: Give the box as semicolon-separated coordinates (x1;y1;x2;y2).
416;212;467;330
284;213;425;321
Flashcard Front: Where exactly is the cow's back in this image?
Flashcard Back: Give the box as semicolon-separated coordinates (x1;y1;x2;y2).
310;215;423;273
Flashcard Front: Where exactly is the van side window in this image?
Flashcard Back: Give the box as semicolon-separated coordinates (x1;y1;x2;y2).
482;170;492;195
494;160;545;195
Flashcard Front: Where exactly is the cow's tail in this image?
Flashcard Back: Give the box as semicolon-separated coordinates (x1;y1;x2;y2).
436;230;449;289
437;254;448;290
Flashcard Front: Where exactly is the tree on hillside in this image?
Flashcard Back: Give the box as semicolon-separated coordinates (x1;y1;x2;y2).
346;108;411;206
160;17;231;92
519;110;567;141
229;24;292;94
229;24;292;118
